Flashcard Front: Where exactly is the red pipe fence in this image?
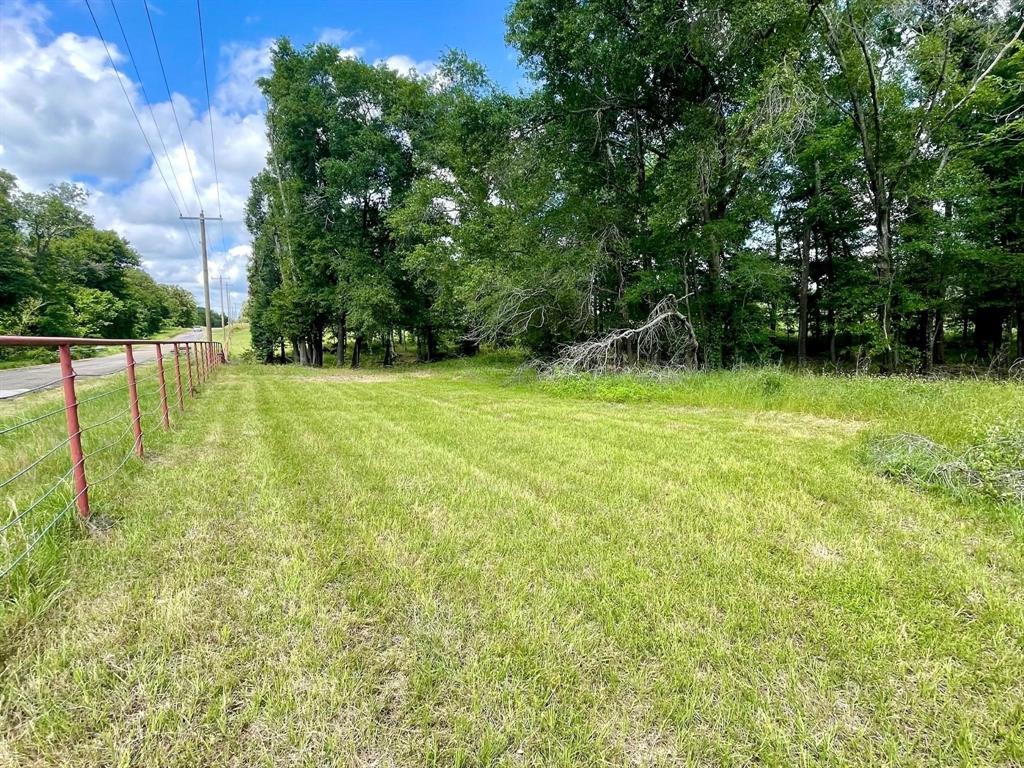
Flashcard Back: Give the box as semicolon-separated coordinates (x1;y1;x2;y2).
0;336;224;579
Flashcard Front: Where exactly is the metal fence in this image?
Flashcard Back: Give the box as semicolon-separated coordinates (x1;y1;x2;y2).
0;336;224;580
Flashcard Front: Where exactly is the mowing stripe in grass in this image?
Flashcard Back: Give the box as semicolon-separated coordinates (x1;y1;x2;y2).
1;363;1021;766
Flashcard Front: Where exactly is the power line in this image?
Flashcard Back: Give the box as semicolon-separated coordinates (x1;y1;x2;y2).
143;0;203;211
84;0;180;215
108;0;192;216
195;0;222;221
83;0;200;260
195;0;230;280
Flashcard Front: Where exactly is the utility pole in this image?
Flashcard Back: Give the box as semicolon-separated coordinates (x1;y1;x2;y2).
180;210;223;343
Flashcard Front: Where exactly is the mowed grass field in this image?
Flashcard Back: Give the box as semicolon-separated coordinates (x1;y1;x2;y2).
1;355;1023;766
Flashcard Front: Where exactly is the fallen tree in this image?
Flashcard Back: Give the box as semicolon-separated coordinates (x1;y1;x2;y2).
541;295;699;374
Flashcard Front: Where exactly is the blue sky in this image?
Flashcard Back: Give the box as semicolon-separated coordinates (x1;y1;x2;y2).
0;0;526;312
70;0;526;97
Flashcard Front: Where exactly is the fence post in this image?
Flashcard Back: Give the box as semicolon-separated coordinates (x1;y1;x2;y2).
172;343;185;412
155;343;170;429
58;344;90;519
125;344;143;458
185;343;195;396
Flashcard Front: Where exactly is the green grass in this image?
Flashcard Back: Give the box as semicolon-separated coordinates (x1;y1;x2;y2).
0;352;217;631
532;366;1023;447
1;360;1022;766
226;322;251;358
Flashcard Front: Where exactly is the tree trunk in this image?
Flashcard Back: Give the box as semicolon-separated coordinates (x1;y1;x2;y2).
769;221;779;330
312;331;324;367
798;227;810;368
876;205;895;370
383;330;396;367
809;161;822;360
351;335;363;368
826;237;836;364
935;308;946;365
922;310;934;372
1017;304;1024;360
705;245;725;368
335;313;347;366
425;324;438;361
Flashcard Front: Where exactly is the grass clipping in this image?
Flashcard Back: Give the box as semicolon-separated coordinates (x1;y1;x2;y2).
869;426;1024;507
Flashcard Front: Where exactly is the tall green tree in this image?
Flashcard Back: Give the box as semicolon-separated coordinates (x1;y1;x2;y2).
0;169;199;344
815;0;1023;367
244;6;1024;372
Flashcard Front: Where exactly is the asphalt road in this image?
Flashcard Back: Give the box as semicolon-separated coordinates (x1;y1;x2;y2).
0;330;206;400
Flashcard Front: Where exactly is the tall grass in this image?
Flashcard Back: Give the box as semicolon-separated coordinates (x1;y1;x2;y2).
532;367;1024;447
0;361;210;637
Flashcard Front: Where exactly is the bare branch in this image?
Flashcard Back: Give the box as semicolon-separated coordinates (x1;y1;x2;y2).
542;295;700;373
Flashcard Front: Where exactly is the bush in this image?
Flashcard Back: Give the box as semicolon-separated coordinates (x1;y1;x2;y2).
23;348;58;364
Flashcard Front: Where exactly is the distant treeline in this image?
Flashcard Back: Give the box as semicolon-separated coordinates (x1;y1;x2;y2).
197;308;229;328
0;170;198;346
246;1;1023;371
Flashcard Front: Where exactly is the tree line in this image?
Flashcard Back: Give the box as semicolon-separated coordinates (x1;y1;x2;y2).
246;0;1024;372
0;170;201;353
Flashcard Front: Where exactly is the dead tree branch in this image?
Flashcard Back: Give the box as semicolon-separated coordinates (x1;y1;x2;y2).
544;294;699;374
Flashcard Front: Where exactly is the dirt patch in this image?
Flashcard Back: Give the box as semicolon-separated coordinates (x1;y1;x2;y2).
808;541;842;564
624;729;678;767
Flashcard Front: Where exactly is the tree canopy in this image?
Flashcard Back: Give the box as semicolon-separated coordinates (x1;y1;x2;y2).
246;0;1023;372
0;170;199;346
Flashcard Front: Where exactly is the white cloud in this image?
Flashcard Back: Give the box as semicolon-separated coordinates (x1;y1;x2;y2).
0;9;149;186
378;54;437;78
0;2;447;312
215;39;272;113
317;27;351;46
316;27;363;59
0;3;268;309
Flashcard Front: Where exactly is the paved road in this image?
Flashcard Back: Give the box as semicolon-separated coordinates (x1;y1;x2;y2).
0;331;206;399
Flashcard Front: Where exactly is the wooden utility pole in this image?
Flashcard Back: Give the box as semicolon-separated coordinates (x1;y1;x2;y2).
180;210;223;343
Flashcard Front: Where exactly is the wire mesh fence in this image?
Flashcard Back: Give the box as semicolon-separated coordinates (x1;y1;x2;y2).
0;338;224;587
